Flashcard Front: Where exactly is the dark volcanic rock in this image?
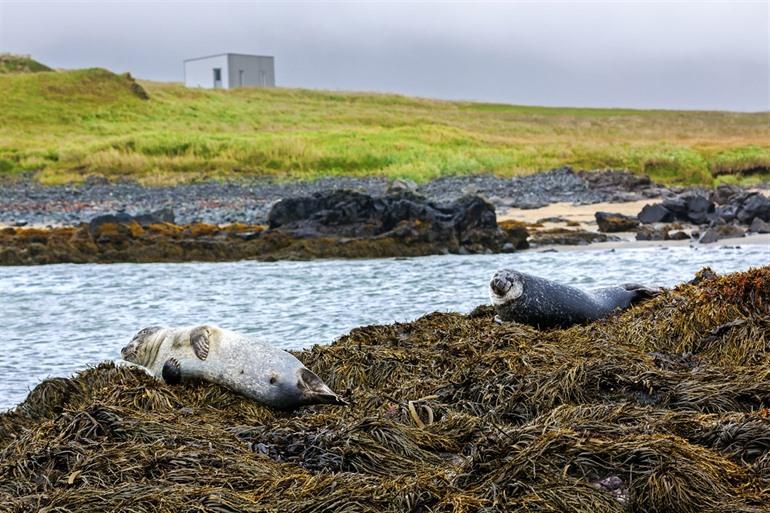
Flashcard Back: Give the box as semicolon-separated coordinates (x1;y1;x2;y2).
683;194;715;225
638;192;714;226
88;209;176;240
749;217;770;234
636;226;670;241
699;224;745;244
636;190;770;228
497;220;530;250
595;211;639;232
268;190;509;252
661;197;689;219
736;193;770;224
133;208;176;226
668;231;691;240
710;184;742;205
713;204;738;223
638;204;673;224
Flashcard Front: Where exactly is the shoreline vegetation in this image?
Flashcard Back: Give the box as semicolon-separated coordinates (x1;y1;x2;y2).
1;63;769;187
3;266;770;511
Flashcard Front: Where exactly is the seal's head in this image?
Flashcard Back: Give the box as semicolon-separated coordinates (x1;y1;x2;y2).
489;269;525;306
295;367;347;407
263;360;347;409
121;326;164;365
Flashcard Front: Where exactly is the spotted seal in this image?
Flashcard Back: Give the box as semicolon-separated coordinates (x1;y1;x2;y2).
489;269;661;328
121;325;345;409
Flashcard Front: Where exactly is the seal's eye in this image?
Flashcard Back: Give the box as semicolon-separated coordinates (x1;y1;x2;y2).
269;376;277;385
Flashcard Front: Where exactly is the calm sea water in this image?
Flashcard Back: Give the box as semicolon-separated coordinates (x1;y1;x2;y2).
1;244;768;410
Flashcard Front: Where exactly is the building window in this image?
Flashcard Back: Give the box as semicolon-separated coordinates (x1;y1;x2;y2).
213;68;222;81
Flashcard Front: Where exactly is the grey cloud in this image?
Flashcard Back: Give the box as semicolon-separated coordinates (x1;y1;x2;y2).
0;0;767;111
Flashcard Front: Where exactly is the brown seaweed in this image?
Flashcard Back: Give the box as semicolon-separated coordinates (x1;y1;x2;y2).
2;267;770;512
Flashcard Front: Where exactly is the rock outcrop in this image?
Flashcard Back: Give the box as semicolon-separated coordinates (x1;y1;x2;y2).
0;193;529;265
595;211;639;232
268;190;514;254
636;189;769;244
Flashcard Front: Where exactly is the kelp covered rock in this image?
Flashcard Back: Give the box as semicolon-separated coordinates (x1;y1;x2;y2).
0;193;525;265
2;267;770;512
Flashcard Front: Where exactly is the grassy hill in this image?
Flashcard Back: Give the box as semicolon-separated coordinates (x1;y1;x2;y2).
0;67;768;185
0;54;52;74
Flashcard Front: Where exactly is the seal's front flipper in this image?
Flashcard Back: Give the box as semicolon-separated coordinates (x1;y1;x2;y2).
162;357;182;385
190;326;210;361
623;283;663;303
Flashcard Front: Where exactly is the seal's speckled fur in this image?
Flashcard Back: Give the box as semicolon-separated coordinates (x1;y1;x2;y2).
489;269;660;328
121;325;345;409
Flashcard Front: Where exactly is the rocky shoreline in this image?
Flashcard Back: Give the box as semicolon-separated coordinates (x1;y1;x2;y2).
1;168;768;265
2;267;770;512
0;168;662;228
0;192;530;265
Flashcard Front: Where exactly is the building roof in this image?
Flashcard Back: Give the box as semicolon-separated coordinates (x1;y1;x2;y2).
183;53;274;63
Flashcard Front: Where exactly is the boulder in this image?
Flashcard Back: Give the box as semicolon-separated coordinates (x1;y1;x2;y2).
133;208;176;226
668;231;691;240
683;194;715;225
699;224;745;244
595;211;639;232
88;213;136;240
713;204;738;223
497;220;530;250
661;197;688;219
267;190;509;251
639;193;720;226
89;209;176;234
637;204;673;224
268;190;375;231
736;193;770;224
749;217;770;234
636;226;669;241
710;184;742;205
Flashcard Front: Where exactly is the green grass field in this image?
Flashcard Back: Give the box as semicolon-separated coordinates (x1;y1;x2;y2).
0;66;768;185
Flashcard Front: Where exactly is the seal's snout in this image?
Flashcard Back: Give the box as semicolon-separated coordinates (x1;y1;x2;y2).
489;269;524;306
490;276;512;296
297;368;347;406
120;340;139;361
122;326;163;364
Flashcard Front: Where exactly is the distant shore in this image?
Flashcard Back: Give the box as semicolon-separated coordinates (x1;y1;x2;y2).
0;167;660;228
1;168;768;265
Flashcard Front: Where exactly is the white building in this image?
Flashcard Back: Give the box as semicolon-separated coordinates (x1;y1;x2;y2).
184;53;275;89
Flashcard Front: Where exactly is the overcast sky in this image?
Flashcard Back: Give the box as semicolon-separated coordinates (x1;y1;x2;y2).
1;0;768;111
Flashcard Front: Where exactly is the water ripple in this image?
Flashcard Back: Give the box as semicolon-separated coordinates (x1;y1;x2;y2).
1;244;768;409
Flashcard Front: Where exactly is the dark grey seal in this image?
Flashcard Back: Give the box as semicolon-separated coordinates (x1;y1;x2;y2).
121;325;345;409
489;269;661;329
